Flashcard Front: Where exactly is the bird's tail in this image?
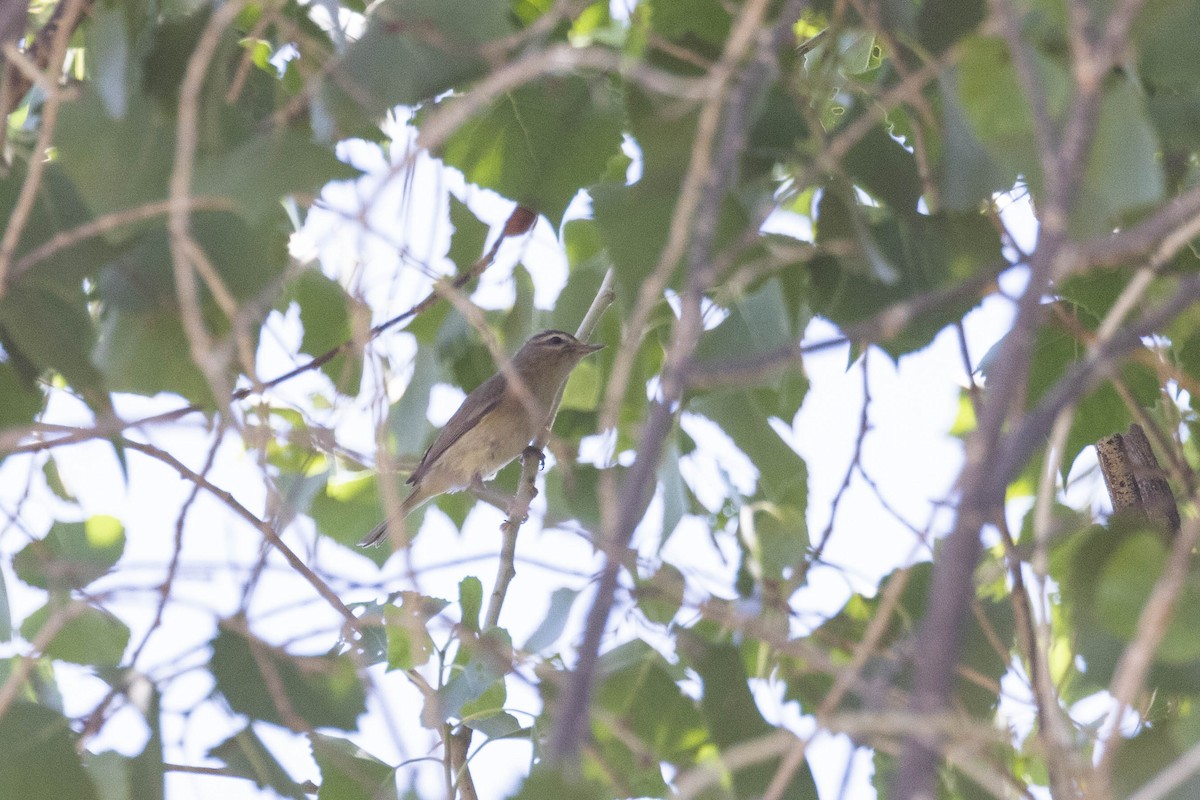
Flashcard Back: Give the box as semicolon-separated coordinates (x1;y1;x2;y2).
357;490;422;547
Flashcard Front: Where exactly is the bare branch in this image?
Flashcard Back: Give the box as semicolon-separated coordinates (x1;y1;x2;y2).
0;0;86;295
553;0;809;764
118;438;361;631
484;267;614;630
7;196;235;290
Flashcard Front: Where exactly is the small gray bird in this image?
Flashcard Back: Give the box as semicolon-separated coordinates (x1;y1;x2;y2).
359;329;603;547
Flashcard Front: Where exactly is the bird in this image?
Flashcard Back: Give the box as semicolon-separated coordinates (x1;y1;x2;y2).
358;329;604;547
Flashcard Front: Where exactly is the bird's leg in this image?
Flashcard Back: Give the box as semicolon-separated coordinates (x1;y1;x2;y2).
520;446;544;502
470;474;488;494
522;445;545;471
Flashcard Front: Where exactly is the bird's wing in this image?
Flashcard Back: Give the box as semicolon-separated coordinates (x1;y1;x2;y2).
406;372;506;486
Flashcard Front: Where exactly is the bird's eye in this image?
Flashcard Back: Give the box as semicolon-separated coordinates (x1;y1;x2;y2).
548;335;565;345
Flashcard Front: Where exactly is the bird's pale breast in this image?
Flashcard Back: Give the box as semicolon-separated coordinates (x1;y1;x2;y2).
419;399;538;495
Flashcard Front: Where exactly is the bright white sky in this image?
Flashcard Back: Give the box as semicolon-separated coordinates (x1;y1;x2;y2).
0;54;1076;800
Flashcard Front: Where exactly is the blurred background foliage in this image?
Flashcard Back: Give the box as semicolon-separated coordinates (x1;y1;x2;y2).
3;0;1200;798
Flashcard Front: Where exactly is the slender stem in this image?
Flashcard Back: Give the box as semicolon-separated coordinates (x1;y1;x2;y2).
483;267;615;630
450;269;614;800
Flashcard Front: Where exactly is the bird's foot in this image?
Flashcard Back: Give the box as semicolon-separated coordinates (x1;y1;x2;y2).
523;446;545;470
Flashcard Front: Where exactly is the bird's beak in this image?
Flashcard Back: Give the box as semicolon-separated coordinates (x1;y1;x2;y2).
578;341;605;354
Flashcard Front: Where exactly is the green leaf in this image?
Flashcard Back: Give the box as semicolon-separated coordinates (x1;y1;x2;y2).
438;76;624;228
351;600;389;666
917;0;985;54
1075;78;1165;234
691;390;807;509
84;751;132;800
523;587;579;653
635;563;685;625
88;6;135;120
210;621;366;731
502;264;536;347
464;709;523;739
20;602;130;667
693;279;794;378
981;304;1159;474
955;35;1069;187
13;517;126;591
0;566;10;641
97;211;289;307
745;84;811;180
317;0;513;138
810;210;1002;356
591;183;677;297
385;592;447;671
1095;533;1165;641
0;160;120;289
509;769;607;800
1137;2;1200;87
559;358;602;412
447;196;490;271
387;344;439;458
128;684;163;800
458;678;508;730
0;702;97;800
309;733;397;800
0;360;42;429
55;91;174;217
94;213;289;403
682;635;818;800
648;0;730;44
595;638;707;766
658;439;687;548
0;287;107;411
310;471;393;559
209;725;308;800
93;310;214;406
42;459;77;504
1110;723;1200;800
1095;533;1200;664
459;576;483;632
561;218;606;274
816;564;1007;716
955;570;1015;716
436;629;511;724
937;71;1017;210
290;270;363;392
543;462;604;530
842;118;922;214
194;130;361;222
738;501;807;584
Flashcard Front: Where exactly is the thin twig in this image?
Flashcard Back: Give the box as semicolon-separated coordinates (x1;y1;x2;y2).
892;0;1147;789
1;0;93;117
1094;507;1200;798
0;0;85;296
0;599;87;723
450;269;615;798
167;0;249;405
118;438;360;630
7;196;235;289
556;0;805;764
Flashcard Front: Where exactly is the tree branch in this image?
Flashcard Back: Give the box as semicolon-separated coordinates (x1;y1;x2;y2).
892;0;1147;790
0;0;86;296
551;0;808;764
118;438;361;631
